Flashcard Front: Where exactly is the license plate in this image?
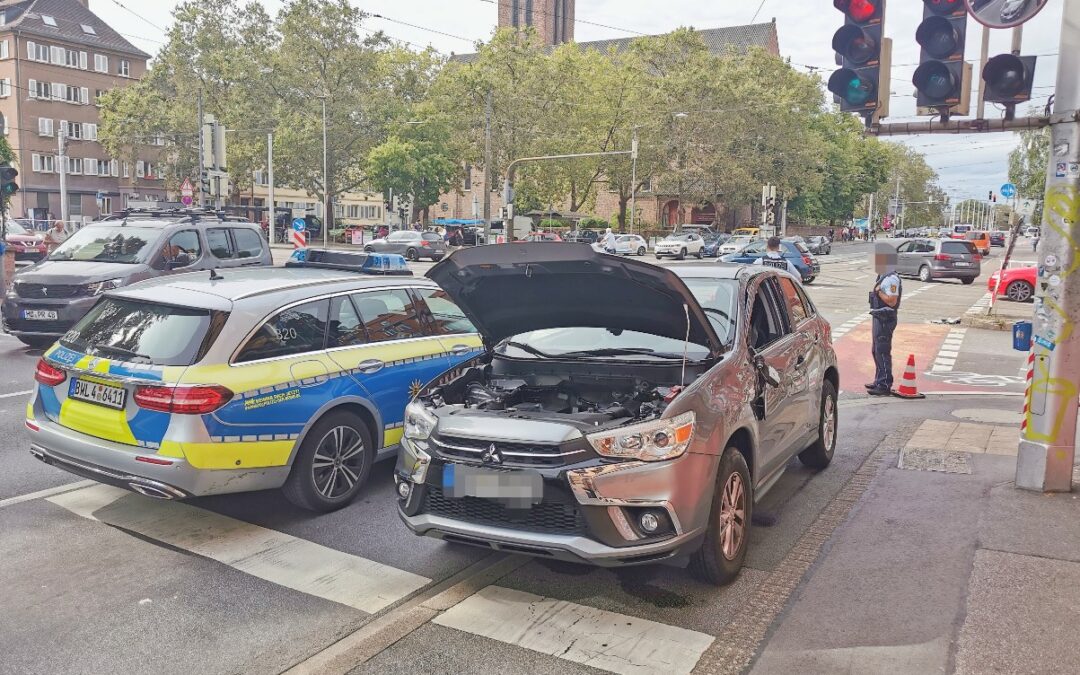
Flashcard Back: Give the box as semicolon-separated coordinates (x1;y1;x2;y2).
954;262;973;267
443;464;543;506
22;309;57;320
69;378;127;409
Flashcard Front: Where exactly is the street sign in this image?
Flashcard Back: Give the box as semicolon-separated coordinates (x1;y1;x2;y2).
1018;198;1038;218
1000;183;1016;198
292;218;306;232
180;177;194;207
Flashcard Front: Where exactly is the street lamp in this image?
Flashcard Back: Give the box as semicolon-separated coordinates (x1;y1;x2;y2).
318;94;329;248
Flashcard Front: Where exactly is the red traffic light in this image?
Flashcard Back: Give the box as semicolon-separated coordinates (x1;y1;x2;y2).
923;0;964;16
834;0;879;23
833;25;878;64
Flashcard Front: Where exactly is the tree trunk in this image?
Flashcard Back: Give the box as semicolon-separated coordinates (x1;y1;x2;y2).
617;191;629;233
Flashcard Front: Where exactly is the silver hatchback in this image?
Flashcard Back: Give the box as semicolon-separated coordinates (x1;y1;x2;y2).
895;238;981;284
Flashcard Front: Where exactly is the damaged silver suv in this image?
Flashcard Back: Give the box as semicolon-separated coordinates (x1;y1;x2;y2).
395;243;839;584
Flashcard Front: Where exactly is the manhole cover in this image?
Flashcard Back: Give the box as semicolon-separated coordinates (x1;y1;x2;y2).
899;447;973;474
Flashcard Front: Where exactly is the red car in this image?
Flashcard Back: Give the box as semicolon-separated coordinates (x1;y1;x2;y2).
516;231;563;243
4;221;47;262
988;265;1036;302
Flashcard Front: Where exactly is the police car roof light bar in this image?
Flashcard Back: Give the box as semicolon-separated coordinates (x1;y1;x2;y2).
285;249;413;275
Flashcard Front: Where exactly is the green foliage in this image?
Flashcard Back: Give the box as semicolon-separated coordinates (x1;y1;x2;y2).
578;217;608;229
1008;109;1048;210
539;218;563;229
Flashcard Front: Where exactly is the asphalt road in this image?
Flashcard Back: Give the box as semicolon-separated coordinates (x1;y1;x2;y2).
0;239;1032;674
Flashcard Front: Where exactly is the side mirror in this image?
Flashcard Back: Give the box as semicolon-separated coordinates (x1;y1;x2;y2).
754;355;781;388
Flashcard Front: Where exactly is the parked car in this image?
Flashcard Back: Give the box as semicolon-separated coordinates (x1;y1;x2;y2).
3;220;48;262
25;250;485;512
951;224;973;239
989;231;1007;247
1000;0;1029;22
517;231;564;243
365;230;447;261
565;230;599;244
654;232;706;259
718;235;756;256
592;234;648;256
806;235;832;255
396;244;839;585
988;265;1036;302
2;210;273;349
677;223;718;238
721;239;820;284
732;227;760;237
895;239;981;284
965;231;991;256
702;233;731;258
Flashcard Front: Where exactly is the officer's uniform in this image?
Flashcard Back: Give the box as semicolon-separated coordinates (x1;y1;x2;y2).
869;271;902;391
754;251;801;282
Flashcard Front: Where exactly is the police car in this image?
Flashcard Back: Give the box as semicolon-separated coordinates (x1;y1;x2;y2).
25;250;483;512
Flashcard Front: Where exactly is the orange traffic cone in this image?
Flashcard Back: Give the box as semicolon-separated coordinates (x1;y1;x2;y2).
894;354;926;399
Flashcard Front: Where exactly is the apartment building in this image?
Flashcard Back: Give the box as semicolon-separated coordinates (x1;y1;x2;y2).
242;171;387;229
0;0;161;223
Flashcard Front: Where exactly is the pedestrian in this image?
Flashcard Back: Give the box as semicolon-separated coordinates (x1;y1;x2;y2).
753;236;802;282
44;219;68;251
865;243;902;396
602;227;617;254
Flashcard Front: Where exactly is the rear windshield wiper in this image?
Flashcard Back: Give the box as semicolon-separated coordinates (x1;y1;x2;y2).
557;347;686;360
90;344;152;363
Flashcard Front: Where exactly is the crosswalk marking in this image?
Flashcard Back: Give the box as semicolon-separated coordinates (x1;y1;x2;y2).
48;484;430;614
434;585;714;675
965;292;993;315
930;327;967;373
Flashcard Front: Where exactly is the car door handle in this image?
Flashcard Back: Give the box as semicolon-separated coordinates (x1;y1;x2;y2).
449;344;472;355
796;355;806;367
355;359;384;374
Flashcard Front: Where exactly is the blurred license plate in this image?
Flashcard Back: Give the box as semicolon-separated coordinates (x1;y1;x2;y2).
443;464;542;505
69;378;126;409
954;262;973;267
22;309;57;320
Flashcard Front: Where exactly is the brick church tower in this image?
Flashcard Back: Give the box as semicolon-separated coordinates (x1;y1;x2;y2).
498;0;575;45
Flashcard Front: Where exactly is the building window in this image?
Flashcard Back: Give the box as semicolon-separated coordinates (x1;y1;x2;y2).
38;118;53;136
28;79;49;99
122;162;130;178
136;160;144;177
511;0;519;26
32;154;56;173
119;60;130;77
41;15;57;27
0;79;9;98
62;120;82;140
69;193;82;217
110;159;118;176
67;158;83;175
100;196;112;215
525;0;533;25
27;41;49;62
96;159;111;175
0;40;8;59
81;24;96;35
0;113;6;135
94;54;108;73
85;158;97;176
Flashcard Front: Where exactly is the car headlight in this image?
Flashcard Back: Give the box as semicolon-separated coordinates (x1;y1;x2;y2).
587;411;695;462
404;401;437;440
85;278;123;296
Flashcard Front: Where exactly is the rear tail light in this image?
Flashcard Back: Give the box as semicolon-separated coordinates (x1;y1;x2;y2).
973;254;983;261
802;256;813;265
134;385;232;414
34;359;67;387
934;254;950;261
421;240;430;247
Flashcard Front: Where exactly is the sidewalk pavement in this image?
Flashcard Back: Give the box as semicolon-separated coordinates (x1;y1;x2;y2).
750;395;1080;675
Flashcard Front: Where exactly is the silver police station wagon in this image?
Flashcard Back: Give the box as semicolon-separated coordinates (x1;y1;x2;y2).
396;243;839;585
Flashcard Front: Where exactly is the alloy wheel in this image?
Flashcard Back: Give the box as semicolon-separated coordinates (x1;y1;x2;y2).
719;472;746;560
1007;281;1033;302
822;393;837;454
311;425;367;499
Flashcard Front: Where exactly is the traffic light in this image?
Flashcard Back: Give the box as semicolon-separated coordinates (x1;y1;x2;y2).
200;170;210;199
828;0;891;122
982;54;1036;108
913;0;971;117
989;191;997;203
0;164;18;201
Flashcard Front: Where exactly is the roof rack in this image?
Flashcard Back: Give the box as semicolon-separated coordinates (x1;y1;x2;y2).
284;249;413;276
102;207;250;223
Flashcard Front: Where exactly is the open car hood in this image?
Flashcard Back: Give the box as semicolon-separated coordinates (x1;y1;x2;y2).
427;242;724;356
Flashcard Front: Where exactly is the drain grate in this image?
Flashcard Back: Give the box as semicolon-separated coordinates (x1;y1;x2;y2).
898;447;973;474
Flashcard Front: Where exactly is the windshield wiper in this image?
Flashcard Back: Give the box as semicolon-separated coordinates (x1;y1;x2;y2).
499;340;554;358
90;344;152;362
557;347;686;360
702;307;731;322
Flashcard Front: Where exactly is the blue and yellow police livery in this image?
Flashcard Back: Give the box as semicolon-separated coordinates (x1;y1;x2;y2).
26;252;483;511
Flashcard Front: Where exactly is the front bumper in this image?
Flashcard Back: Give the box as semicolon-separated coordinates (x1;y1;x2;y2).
27;414;289;498
2;295;98;338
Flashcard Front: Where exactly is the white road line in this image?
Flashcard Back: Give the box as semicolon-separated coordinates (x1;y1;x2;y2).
0;480;95;509
930;327;969;373
434;585;714;675
48;484;430;613
0;389;33;399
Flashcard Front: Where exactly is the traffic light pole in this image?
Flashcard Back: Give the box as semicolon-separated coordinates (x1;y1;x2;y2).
1016;0;1080;492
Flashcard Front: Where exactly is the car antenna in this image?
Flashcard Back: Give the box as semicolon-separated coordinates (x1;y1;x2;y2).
681;303;690;387
209;267;224;281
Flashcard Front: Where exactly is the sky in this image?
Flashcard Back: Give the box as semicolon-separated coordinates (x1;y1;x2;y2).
91;0;1066;204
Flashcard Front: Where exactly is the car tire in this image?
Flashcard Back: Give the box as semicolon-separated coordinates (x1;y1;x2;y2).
961;277;975;285
405;248;419;262
637;247;646;256
282;409;374;513
364;246;374;253
655;253;662;259
17;336;54;350
918;265;933;283
696;249;704;259
689;446;752;586
1006;279;1034;302
431;255;444;262
799;379;837;469
803;276;815;284
678;247;687;260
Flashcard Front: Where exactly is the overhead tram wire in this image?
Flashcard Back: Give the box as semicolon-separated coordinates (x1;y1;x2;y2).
106;0;167;34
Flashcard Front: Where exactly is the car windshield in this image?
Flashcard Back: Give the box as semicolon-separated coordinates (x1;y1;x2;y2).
500;327;711;360
48;226;161;264
5;220;29;236
60;298;217;366
681;278;739;344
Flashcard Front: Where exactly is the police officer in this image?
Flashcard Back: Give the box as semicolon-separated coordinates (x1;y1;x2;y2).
753;236;801;282
866;244;901;396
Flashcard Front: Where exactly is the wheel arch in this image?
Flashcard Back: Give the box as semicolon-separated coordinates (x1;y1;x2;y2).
286;395;383;467
724;426;756;482
823;366;840;396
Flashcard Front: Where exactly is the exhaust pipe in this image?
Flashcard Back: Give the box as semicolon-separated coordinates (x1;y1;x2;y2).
128;482;179;500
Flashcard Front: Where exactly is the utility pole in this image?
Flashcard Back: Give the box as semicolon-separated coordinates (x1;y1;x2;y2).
321;96;329;248
196;91;205;208
1016;0;1080;492
629;128;639;234
483;90;493;245
267;131;275;243
867;192;874;233
58;129;68;225
892;177;901;233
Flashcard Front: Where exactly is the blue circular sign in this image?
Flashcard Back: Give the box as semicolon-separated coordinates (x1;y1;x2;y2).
292;218;306;232
1000;183;1016;198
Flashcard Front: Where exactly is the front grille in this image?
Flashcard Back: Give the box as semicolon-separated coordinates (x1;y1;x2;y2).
14;283;85;299
432;435;585;468
424;485;586;535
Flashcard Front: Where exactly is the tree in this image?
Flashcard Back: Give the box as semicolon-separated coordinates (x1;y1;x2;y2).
859;143;945;230
1009;111;1049;225
366;131;459;223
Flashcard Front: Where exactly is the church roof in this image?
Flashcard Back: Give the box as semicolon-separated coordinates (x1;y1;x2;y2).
450;21;780;63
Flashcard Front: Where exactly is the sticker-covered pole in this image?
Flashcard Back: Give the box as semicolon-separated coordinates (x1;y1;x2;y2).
1015;0;1080;492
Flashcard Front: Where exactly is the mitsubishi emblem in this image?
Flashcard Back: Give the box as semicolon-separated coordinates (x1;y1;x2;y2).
481;443;503;465
41;287;47;296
